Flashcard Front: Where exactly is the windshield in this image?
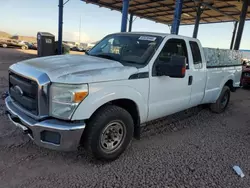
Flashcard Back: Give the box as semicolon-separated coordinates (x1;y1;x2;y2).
88;34;162;66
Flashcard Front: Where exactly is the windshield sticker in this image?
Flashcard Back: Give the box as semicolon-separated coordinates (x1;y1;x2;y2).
139;36;156;41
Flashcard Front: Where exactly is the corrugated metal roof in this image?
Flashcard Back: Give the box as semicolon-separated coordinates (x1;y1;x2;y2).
82;0;250;25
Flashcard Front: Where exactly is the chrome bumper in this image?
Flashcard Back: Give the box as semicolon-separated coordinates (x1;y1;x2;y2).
5;96;86;151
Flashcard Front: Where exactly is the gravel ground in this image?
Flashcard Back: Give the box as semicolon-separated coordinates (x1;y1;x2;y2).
1;48;250;188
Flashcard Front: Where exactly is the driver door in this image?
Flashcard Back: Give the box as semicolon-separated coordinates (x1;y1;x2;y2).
148;38;192;121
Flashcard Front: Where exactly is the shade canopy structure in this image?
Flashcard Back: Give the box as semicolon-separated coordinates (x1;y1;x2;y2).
57;0;249;54
81;0;250;25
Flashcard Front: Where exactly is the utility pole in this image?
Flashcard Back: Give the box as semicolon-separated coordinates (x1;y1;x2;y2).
79;15;81;44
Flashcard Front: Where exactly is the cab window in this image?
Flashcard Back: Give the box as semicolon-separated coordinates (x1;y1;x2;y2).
152;38;189;76
156;38;188;67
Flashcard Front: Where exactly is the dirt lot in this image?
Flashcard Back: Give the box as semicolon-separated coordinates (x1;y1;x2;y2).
1;48;250;188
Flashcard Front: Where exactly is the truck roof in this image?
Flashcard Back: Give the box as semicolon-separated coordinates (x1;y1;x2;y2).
112;32;197;41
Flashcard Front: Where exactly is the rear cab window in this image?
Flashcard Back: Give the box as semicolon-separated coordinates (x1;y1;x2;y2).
189;41;202;69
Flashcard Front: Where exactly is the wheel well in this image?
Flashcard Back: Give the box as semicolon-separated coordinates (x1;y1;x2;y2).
86;99;141;139
111;99;140;138
225;79;235;92
111;99;140;125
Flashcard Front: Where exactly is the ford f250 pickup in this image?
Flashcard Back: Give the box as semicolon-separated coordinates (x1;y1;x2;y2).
5;32;242;160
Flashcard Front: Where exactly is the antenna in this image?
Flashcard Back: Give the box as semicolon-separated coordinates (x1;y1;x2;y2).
79;15;81;44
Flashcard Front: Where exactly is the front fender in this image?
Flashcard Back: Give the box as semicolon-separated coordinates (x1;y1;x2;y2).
71;84;148;123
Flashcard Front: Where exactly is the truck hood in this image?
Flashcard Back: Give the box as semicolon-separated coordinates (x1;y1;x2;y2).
15;55;139;84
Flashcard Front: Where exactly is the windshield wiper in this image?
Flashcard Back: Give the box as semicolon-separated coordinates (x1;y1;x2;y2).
93;54;117;61
121;59;144;65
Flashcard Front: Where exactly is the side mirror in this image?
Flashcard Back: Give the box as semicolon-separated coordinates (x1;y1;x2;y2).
156;55;186;78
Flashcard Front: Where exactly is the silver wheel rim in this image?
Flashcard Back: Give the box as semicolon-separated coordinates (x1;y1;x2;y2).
100;120;126;153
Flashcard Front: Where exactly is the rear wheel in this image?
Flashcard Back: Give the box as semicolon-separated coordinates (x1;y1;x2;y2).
84;105;134;161
2;44;7;48
210;86;230;113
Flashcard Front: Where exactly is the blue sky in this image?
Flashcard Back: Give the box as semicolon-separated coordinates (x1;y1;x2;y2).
1;0;249;49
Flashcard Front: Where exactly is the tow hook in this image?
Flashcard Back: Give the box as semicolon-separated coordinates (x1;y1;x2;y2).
1;91;8;100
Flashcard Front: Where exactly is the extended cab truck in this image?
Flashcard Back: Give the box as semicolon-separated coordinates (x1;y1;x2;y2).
5;32;242;160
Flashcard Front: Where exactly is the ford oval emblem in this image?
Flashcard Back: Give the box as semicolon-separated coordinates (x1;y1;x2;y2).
14;85;23;96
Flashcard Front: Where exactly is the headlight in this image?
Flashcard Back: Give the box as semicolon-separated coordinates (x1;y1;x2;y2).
50;83;88;119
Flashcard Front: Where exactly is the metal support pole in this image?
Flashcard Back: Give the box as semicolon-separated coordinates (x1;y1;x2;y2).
128;14;133;32
171;0;183;34
234;0;248;50
230;21;238;50
193;4;202;38
121;0;129;32
58;0;63;55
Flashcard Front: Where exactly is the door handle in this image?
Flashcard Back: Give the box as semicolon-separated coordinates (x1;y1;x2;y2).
188;76;193;85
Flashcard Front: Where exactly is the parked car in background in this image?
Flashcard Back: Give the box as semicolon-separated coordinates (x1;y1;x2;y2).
71;46;81;51
241;60;250;88
85;42;96;51
63;41;77;50
0;39;28;50
54;41;70;54
5;32;242;161
30;43;37;50
25;42;37;50
71;46;85;52
78;47;85;52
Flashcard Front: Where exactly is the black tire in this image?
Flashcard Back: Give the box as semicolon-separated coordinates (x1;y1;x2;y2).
84;105;134;161
210;86;230;113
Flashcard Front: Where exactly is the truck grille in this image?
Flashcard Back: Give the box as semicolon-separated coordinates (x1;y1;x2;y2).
9;72;38;115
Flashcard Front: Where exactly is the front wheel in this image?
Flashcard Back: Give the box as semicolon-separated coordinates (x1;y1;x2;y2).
84;105;134;161
210;86;230;113
2;44;7;48
21;45;27;50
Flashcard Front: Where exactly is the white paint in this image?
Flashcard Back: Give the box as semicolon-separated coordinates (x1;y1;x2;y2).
16;55;138;84
188;39;207;107
72;78;149;123
12;32;242;124
147;35;192;121
202;66;241;104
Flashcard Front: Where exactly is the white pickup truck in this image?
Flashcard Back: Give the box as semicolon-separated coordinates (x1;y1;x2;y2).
5;32;242;160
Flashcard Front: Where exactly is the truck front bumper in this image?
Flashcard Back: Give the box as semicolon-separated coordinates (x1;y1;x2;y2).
5;96;86;151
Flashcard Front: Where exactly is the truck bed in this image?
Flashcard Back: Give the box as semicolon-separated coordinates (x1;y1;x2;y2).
203;48;242;68
202;65;242;104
